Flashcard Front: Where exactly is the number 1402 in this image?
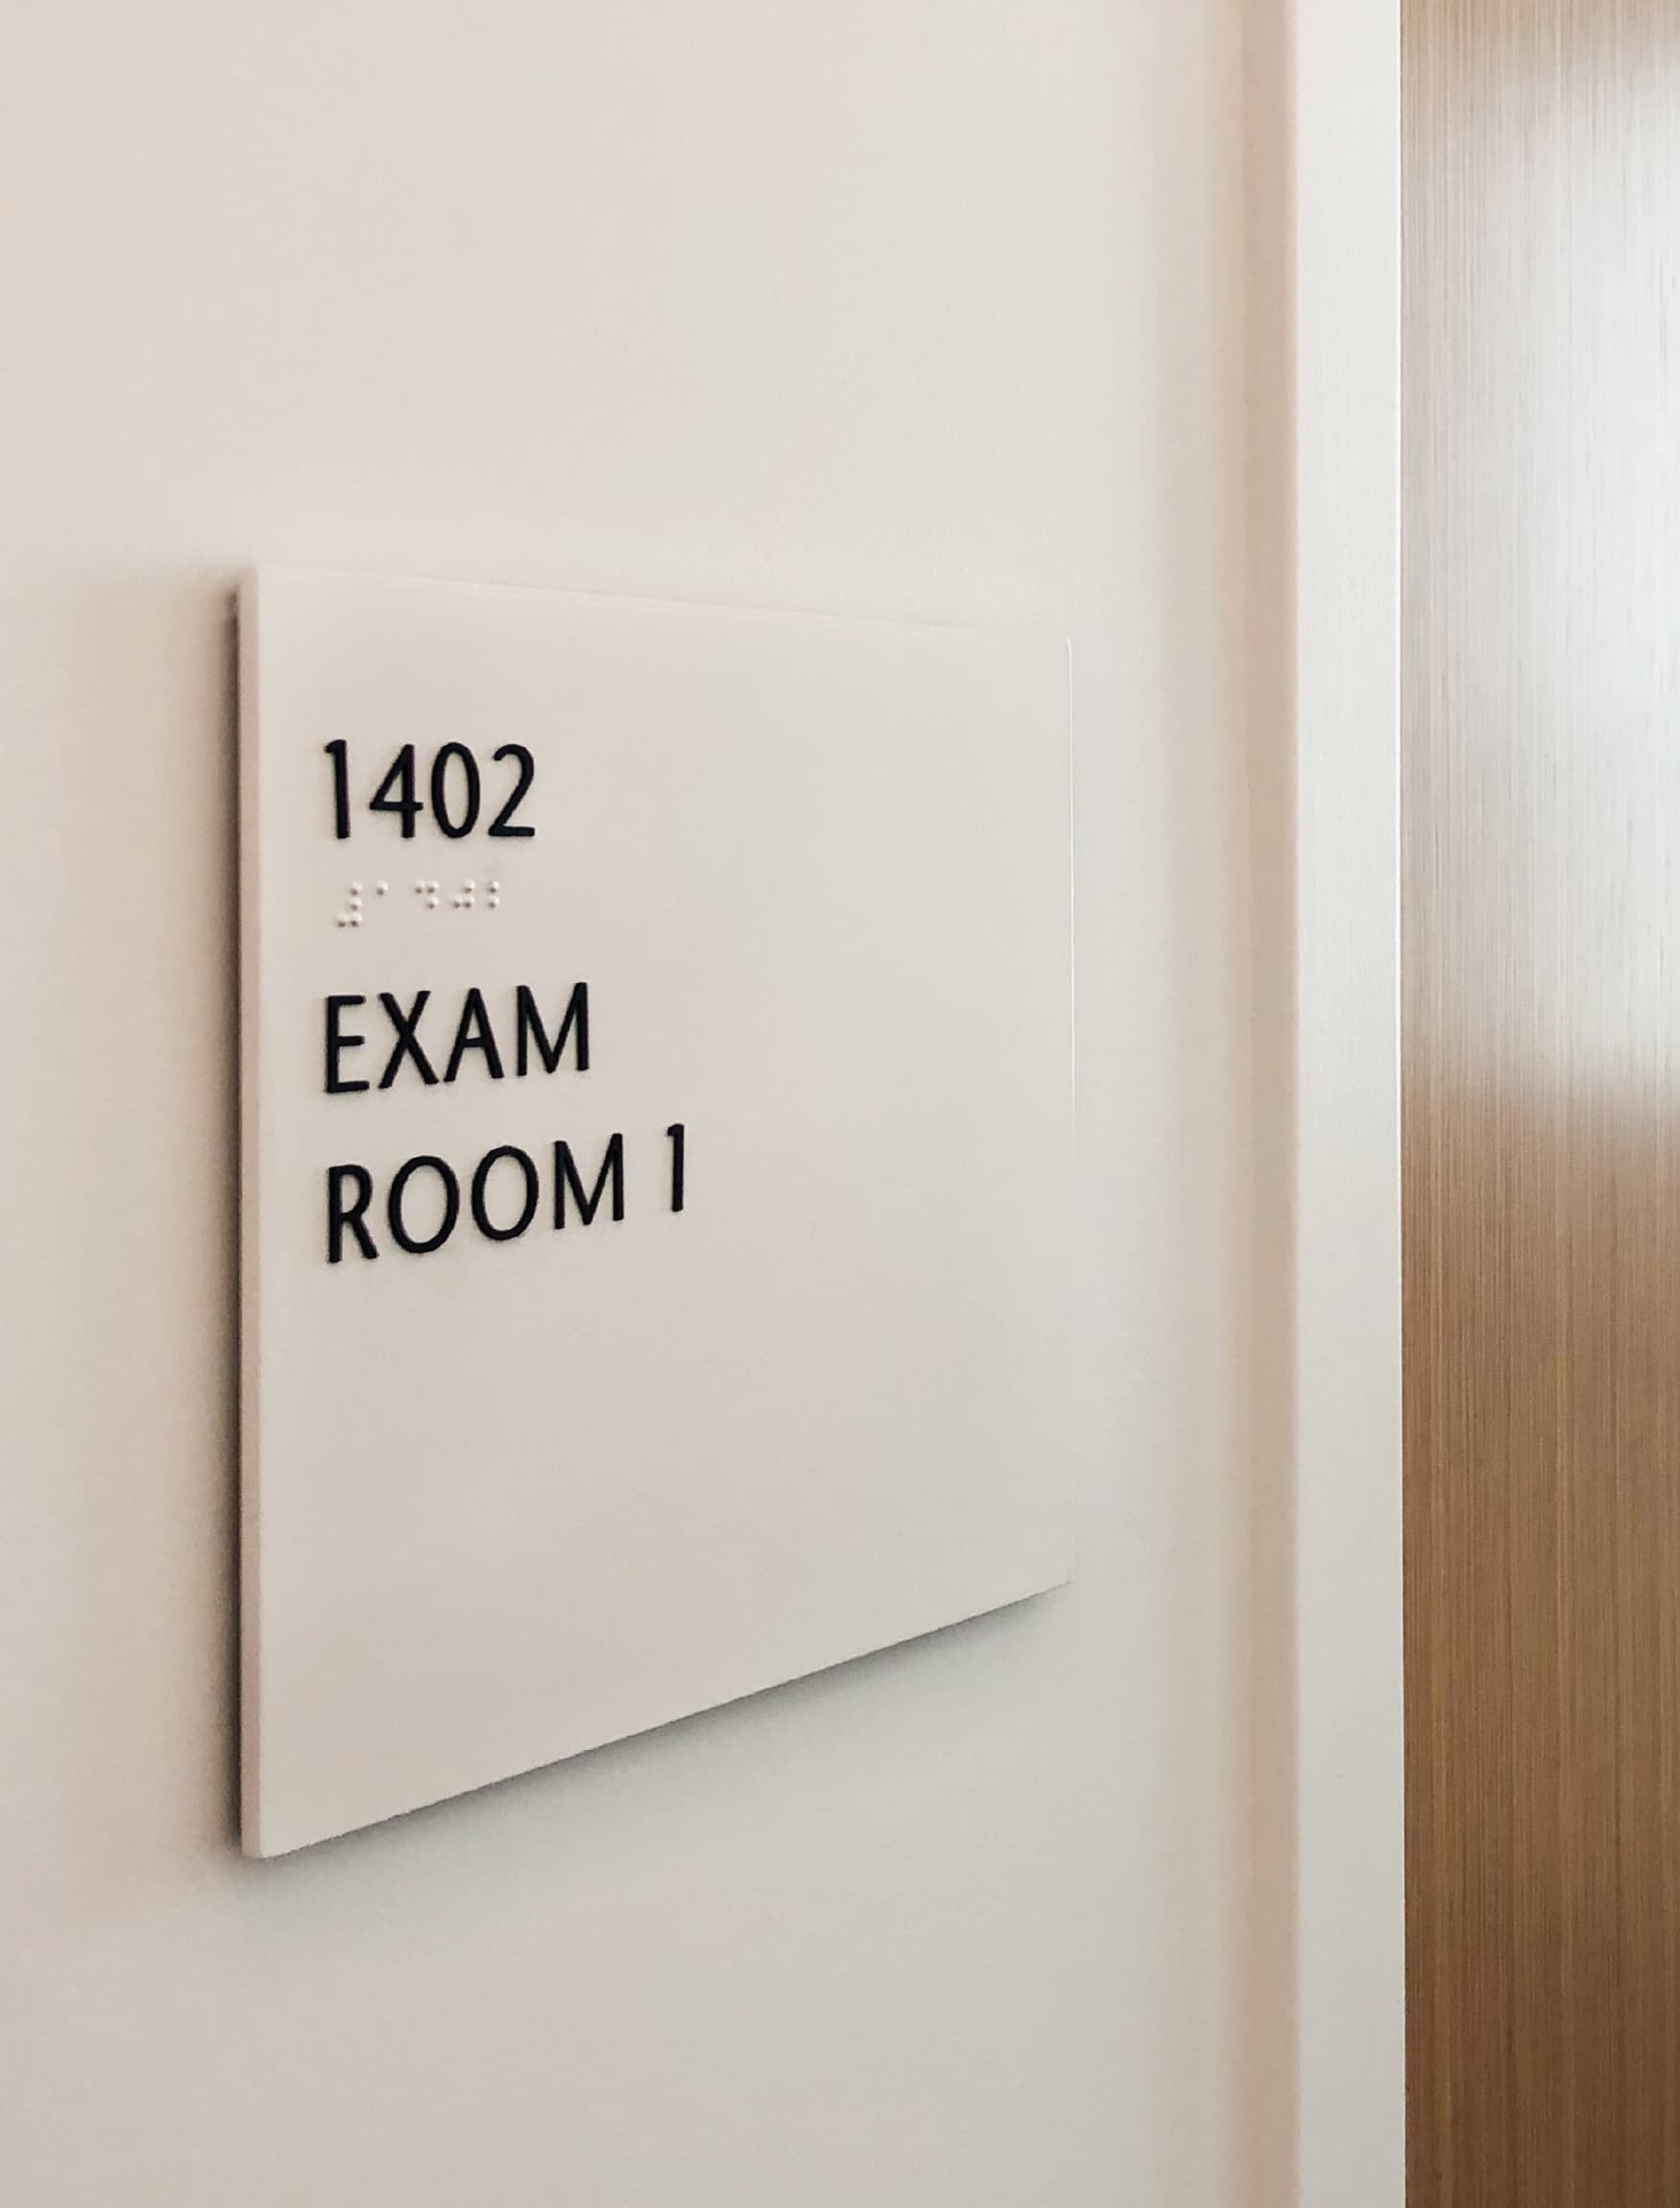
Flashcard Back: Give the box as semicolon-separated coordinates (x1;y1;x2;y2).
324;741;536;841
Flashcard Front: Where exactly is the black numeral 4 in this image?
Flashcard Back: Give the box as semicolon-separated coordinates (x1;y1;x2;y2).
369;744;423;838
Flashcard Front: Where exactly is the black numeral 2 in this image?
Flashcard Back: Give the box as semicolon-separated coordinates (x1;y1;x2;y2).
488;746;536;837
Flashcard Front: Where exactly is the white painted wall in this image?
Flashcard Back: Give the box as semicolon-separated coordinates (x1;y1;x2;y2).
0;4;1267;2201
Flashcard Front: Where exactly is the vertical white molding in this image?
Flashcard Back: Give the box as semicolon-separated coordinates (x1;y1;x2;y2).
1292;3;1405;2202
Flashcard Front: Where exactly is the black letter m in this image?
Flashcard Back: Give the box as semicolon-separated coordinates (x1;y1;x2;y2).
554;1135;624;1227
517;984;588;1075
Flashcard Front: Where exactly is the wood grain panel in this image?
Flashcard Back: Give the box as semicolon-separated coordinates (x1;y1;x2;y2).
1404;0;1680;2201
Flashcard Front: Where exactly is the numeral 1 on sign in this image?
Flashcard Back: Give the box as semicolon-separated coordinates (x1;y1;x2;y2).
667;1123;685;1212
324;740;351;839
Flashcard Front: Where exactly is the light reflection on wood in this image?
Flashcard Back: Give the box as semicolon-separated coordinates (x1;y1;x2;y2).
1404;0;1680;2199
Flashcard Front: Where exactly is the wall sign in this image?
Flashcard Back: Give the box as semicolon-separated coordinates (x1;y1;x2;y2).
239;568;1073;1855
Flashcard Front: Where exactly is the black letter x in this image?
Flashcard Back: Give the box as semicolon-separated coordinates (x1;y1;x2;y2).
378;991;439;1088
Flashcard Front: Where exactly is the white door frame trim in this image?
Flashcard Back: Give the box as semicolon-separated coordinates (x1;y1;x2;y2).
1289;3;1404;2200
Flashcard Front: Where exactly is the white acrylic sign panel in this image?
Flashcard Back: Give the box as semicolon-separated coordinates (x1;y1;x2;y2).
239;567;1072;1856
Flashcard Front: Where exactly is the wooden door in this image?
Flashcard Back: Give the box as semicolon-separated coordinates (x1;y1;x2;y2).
1404;0;1680;2199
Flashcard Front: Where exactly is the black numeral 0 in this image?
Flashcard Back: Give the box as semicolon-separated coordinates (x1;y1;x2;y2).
430;742;481;838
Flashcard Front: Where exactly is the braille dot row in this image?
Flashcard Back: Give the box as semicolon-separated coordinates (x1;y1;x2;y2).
337;878;506;922
397;878;503;913
335;880;390;927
